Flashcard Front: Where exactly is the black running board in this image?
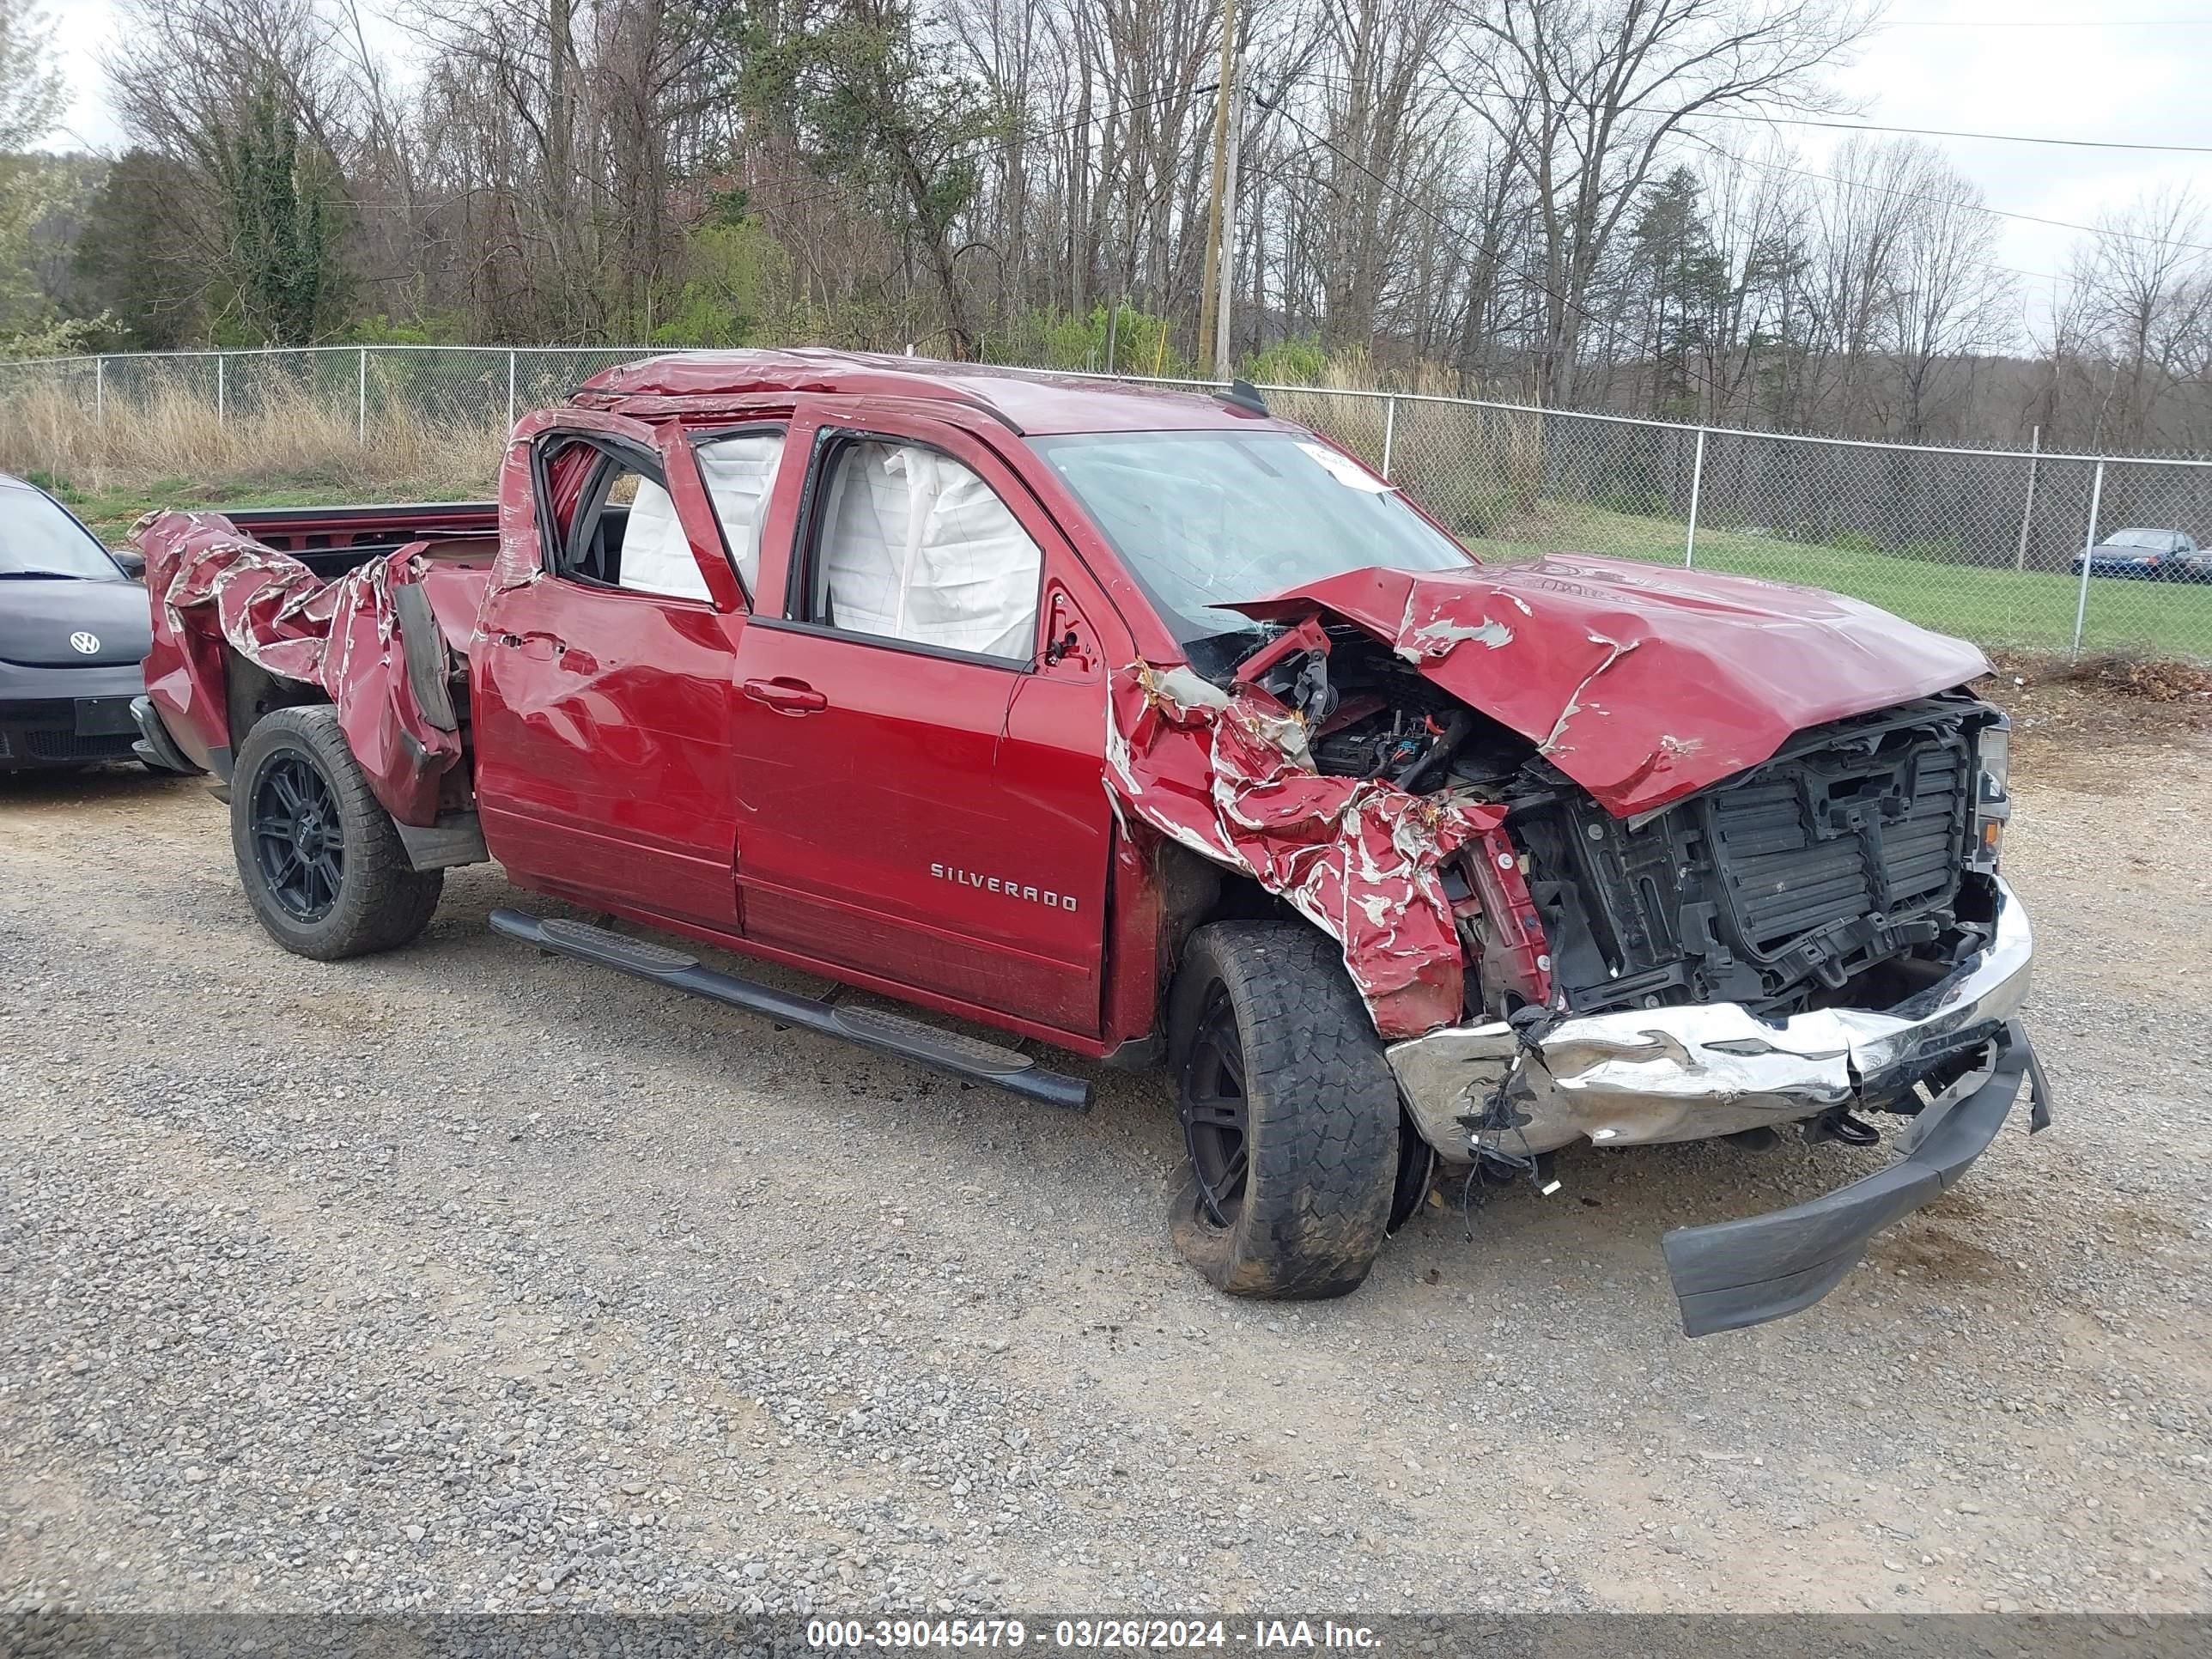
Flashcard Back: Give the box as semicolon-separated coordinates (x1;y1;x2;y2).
488;908;1092;1113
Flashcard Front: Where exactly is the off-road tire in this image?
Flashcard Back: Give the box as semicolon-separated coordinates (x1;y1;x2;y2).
1166;921;1402;1298
230;706;443;960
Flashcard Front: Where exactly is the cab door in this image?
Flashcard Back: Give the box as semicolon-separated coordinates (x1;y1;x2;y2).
728;404;1123;1035
471;415;774;928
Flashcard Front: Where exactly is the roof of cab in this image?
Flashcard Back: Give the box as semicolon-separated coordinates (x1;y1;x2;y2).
575;349;1279;436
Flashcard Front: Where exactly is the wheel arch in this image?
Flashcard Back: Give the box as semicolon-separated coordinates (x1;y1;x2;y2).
1153;843;1318;1071
222;641;330;756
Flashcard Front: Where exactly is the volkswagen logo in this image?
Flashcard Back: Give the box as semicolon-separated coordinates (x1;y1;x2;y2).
69;631;100;655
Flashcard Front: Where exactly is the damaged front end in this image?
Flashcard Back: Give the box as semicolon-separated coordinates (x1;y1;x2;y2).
1387;870;2036;1158
1105;557;2047;1335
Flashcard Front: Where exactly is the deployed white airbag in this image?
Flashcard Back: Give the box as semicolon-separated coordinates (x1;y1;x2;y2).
696;432;786;595
819;441;1040;659
617;480;708;601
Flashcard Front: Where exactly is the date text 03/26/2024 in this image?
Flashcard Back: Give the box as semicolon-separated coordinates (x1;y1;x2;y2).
805;1620;1382;1651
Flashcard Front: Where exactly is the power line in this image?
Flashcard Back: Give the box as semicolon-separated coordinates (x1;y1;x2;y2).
1350;70;2212;257
1709;112;2212;156
1303;70;2212;157
1878;17;2212;27
1694;136;2212;259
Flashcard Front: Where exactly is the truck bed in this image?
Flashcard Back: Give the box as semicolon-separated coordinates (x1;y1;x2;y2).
135;501;495;826
218;501;500;574
220;503;501;653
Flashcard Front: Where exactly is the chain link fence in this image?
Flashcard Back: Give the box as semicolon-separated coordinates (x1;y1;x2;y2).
6;344;2210;664
21;345;652;433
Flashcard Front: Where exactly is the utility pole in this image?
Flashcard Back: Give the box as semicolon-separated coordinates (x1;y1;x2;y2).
2014;425;2041;572
1212;67;1243;381
1194;0;1240;374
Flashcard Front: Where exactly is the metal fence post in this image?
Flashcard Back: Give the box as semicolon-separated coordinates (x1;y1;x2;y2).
94;356;105;427
506;350;518;437
216;352;227;425
1380;393;1398;481
1683;426;1708;568
2070;459;2106;660
2014;425;2040;571
357;348;368;445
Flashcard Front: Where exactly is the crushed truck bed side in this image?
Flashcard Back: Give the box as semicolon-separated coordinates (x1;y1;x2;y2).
136;509;490;826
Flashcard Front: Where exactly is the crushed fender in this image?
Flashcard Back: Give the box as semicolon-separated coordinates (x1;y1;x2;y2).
1106;659;1504;1039
134;510;464;826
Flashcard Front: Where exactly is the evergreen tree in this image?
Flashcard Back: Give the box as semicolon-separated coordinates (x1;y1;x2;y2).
1631;168;1729;421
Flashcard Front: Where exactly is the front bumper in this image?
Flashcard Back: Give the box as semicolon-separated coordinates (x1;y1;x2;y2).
1385;876;2045;1336
0;659;151;770
1661;1021;2049;1334
1386;875;2034;1157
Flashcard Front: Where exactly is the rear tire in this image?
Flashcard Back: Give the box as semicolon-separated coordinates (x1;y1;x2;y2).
1166;921;1401;1299
230;706;443;960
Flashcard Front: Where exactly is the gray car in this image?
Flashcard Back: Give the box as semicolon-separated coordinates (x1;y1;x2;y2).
2069;526;2208;582
0;472;161;772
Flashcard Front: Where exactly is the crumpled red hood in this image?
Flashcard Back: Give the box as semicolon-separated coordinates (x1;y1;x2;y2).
1231;556;1991;817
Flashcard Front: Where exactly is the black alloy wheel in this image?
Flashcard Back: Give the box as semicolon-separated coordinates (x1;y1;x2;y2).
1181;987;1253;1226
250;751;345;922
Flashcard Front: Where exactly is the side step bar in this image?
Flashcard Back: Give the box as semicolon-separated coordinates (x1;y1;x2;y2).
489;908;1093;1113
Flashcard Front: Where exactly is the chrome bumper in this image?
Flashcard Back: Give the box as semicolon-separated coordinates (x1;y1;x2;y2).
1386;877;2035;1158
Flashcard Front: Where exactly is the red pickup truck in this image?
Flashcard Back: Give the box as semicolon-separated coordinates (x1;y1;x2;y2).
133;351;2047;1334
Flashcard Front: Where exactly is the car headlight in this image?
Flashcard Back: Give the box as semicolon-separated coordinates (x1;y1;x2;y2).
1978;720;2009;796
1972;719;2010;868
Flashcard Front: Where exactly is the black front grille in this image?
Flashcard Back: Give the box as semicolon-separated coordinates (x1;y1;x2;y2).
24;729;139;762
1524;698;1987;1018
1708;738;1968;957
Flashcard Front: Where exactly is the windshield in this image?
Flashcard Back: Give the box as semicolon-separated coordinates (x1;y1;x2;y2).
2103;528;2172;550
0;487;122;580
1033;430;1473;660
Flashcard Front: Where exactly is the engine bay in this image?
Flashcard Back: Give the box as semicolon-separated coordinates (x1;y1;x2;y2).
1240;623;2003;1026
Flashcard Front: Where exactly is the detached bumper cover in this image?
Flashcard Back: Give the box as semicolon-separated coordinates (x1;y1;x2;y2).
1662;1020;2051;1335
1386;876;2034;1157
1384;875;2046;1336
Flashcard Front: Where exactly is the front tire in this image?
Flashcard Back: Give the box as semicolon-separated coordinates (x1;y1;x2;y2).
1166;922;1401;1298
230;706;443;959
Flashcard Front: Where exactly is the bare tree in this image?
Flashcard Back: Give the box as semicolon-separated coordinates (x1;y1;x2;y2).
105;0;361;341
2068;190;2210;451
1881;149;2011;443
57;0;2212;455
0;0;65;336
1443;0;1875;405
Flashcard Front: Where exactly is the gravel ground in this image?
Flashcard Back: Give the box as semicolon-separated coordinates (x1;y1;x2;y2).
3;718;2208;1619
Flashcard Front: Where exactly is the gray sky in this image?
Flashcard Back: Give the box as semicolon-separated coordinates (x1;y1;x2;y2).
33;0;2212;338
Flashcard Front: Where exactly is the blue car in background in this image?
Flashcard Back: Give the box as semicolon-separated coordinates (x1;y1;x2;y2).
2070;527;2209;582
0;471;167;773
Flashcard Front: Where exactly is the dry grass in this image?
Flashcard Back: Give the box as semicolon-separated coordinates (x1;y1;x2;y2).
0;381;502;502
1287;343;1515;402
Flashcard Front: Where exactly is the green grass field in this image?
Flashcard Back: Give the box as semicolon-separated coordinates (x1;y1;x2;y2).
1468;502;2212;662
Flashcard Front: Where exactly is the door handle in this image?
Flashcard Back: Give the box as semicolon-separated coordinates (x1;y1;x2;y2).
743;677;828;714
